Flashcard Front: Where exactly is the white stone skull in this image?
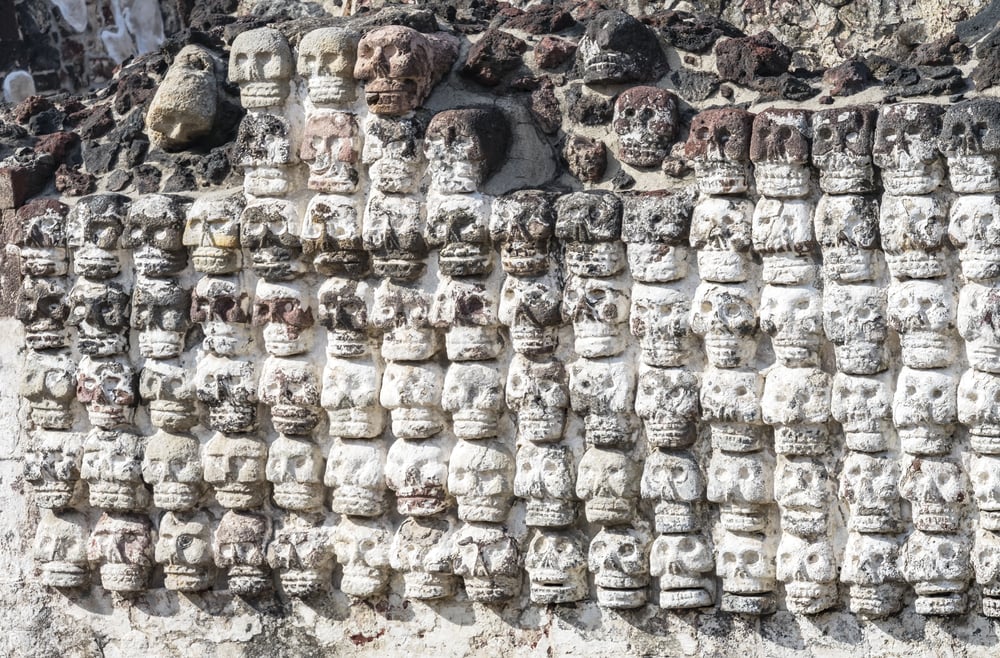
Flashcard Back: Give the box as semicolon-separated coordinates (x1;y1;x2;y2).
371;280;440;362
87;512;154;593
715;530;775;601
302;194;368;277
430;278;502;362
948;194;1000;281
451;521;521;602
23;429;83;509
202;433;268;510
21;351;77;430
554;191;625;278
365;186;432;282
649;533;715;609
514;442;576;527
879;193;948;280
887;279;957;370
498;273;562;357
940;99;1000;194
831;372;894;452
265;435;324;512
568;358;636;447
234;112;296;198
325;438;387;517
191;275;252;358
892;367;957;456
66;280;130;357
229;27;292;108
589;526;650;609
689;282;758;369
489;189;557;277
898;457;968;533
321;357;384;440
81;428;149;511
841;531;904;618
561;275;630;359
634;365;699;449
389;516;457;600
156;510;214;592
777;534;838;615
971;454;1000;531
441;363;505;440
576;446;640;525
240;198;304;280
684;108;754;195
141;430;203;511
811;105;877;195
362;114;425;194
332;516;392;598
424;108;509;195
761;366;831;456
425;193;493;277
641;449;704;533
193;354;258;434
751;197;817;285
689;196;754;284
524;528;589;604
873;102;945;196
706;449;773;533
213;509;271;597
629;284;694;368
267;517;336;598
183;193;244;274
317;277;374;358
813;193;880;283
66;194;128;280
505;354;568;444
750;108;813;198
823;283;889;375
385;436;450;517
448;439;514;523
18;199;69;278
958;281;1000;374
620;189;693;283
380;362;445;440
131;278;191;360
700;367;764;452
958;368;1000;454
121;193;189;278
253;280;315;358
34;509;89;589
974;528;1000;616
17;276;70;352
774;456;831;538
838;452;901;533
759;284;822;368
297;27;359;106
258;356;321;436
900;530;971;616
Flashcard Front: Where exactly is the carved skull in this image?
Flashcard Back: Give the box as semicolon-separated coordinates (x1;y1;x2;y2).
425;194;493;277
302;194;368;277
650;533;715;609
589;526;650;609
452;521;522;602
193;354;258;434
131;278;190;360
706;450;773;532
317;277;373;358
17;276;69;351
380;362;445;439
258;356;321;435
959;368;1000;454
839;452;901;533
442;363;504;439
940;98;1000;194
689;195;755;283
949;194;1000;281
892;367;958;456
34;509;89;588
121;194;188;278
240;198;304;280
184;192;245;274
879;193;948;280
842;531;904;618
214;509;271;597
430;278;502;362
297;26;359;105
568;358;636;447
635;366;699;449
823;283;889;375
332;516;392;598
321;357;384;439
385;436;450;517
715;531;775;613
620;189;693;283
145;45;219;150
390;516;457;600
630;284;694;368
524;528;588;604
489;189;557;276
899;457;968;533
21;351;77;430
900;530;971;616
203;433;268;510
23;429;83;509
363;191;427;282
576;9;666;84
66;193;129;279
751;197;817;284
87;512;154;593
831;372;894;452
641;449;704;534
505;354;568;444
228;27;292;108
191;276;252;357
759;284;822;368
761;366;832;456
326;438;387;517
873;102;945;195
813;194;880;283
576;446;640;525
266;435;324;511
562;275;630;358
267;516;335;598
425;107;509;194
18;199;69;277
66;279;130;357
373;280;440;361
141;430;203;511
777;534;837;614
689;282;758;369
362;114;425;194
76;356;136;430
968;453;1000;539
554;190;626;277
514;442;576;527
300;109;361;194
498;273;562;357
156;510;213;592
612;87;678;168
684;108;754;195
811;105;877;194
252;280;315;357
700;367;764;452
774;456;831;538
959;281;1000;374
887;279;957;370
750;108;812;198
448;439;514;523
974;528;1000;616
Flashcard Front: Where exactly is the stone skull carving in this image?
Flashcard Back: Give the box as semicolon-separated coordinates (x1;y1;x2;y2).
430;278;503;362
214;509;271;597
76;356;136;430
899;457;968;533
66;193;129;279
385;436;450;517
141;430;203;511
831;372;893;452
326;438;388;517
424;107;509;194
191;276;252;357
489;189;557;276
774;456;831;538
689;282;758;369
448;439;514;523
879;193;948;280
562;275;630;359
362;114;425;194
971;454;1000;531
131;278;191;360
751;197;817;284
892;367;958;456
146;45;219;150
612;87;678;168
576;446;640;525
184;192;245;274
900;530;970;616
390;516;457;600
940;98;1000;194
265;435;324;511
258;356;321;435
959;281;1000;374
823;283;889;375
317;277;374;358
156;510;214;592
813;194;880;284
363;191;427;282
121;193;188;278
568;358;636;447
34;509;89;588
715;531;775;615
689;195;755;283
451;522;522;602
811;105;877;194
442;363;504;439
873;102;945;195
759;284;823;368
267;516;336;598
380;362;445;439
761;366;832;456
18;198;69;277
514;442;576;527
505;354;568;444
635;366;700;449
887;279;957;370
67;279;130;357
23;429;83;509
21;351;77;430
949;193;1000;281
630;284;694;368
425;194;493;277
87;512;154;593
373;280;440;360
706;449;773;533
684;108;754;195
959;368;1000;453
17;276;70;351
641;449;704;534
298;27;359;105
576;9;667;84
842;531;904;618
234;112;297;198
193;354;258;434
589;526;650;609
321;356;384;440
240;198;304;281
300;109;361;194
229;27;292;108
750;108;813;198
700;367;764;452
302;194;369;277
620;189;693;283
498;273;562;357
332;516;392;598
839;452;901;533
777;534;837;615
554;190;626;278
203;433;268;510
252;280;315;357
974;528;1000;617
650;533;715;610
524;528;588;604
353;25;458;116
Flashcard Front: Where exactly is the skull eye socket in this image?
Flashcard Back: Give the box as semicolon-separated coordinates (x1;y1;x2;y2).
743;551;759;565
717;128;731;144
931;388;943;399
618;542;635;557
816;127;832;141
678;537;694;551
776;126;791;140
952;123;966;136
722;551;736;563
938;543;955;558
695;127;710;141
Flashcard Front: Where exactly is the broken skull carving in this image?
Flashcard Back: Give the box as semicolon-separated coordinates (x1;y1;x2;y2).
183;192;245;274
300;110;361;194
612;87;679;168
302;194;369;277
506;353;569;444
576;9;667;84
424;107;509;194
514;442;576;527
940;98;1000;194
685;108;754;195
525;528;588;604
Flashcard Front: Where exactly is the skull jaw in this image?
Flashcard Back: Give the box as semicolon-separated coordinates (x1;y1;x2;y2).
771;338;821;369
983;596;1000;618
152;482;202;511
402;572;457;600
784;581;838;615
88;481;149;512
164;565;213;592
912;506;961;533
326;409;384;440
898;424;955;456
138;330;185;360
206;404;258;435
584;497;636;525
238;81;289;109
565;243;627;278
500;244;549;277
643;419;696;449
307;77;355;106
881;164;945;195
817;164;876;195
761;253;818;286
719;591;776;615
843;425;893;453
389;409;445;440
272;483;325;512
213;483;267;510
279;568;331;598
849;510;902;534
20;248;69;278
626;243;689;284
439;243;493;278
821;248;878;285
899;332;958;370
381;329;439;361
331;489;388;517
149;402;199;432
395;489;449;517
30;481;78;509
251;251;306;282
99;563;150;593
524;500;576;527
833;342;889;376
324;331;372;359
848;584;906;618
456;495;513;523
584;414;633;448
24;329;69;351
452;410;500;440
697;250;751;284
718;504;769;533
773;424;830;457
693;161;749;195
529;579;588;605
341;565;390;598
444;328;503;363
703;336;755;369
967;344;1000;374
947;154;1000;194
86;405;133;430
754;163;812;198
595;585;647;609
513;410;566;443
958;249;1000;281
192;246;241;274
313;250;371;278
226;565;271;597
659;586;714;610
73;249;121;279
461;575;520;602
885;251;947;281
77;332;129;358
40;561;89;589
654;501;698;534
709;423;765;453
509;327;559;357
269;405;321;436
29;406;75;431
132;248;188;278
971;429;1000;454
573;327;628;359
980;510;1000;532
913;592;967;616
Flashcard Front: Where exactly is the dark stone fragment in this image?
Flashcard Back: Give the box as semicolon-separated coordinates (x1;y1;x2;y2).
194;147;233;186
566;83;613;126
13;96;53;124
530;80;561;134
562;134;606;183
353;8;440;33
612;169;635;190
161;168;197;192
823;58;873;96
534;36;576;70
907;33;968;66
76;104;114;139
53;164;94;196
134;164;163;193
33;131;80;165
884;65;966;97
715;31;791;85
974;29;1000;90
461;28;527;87
958;0;1000;42
669;69;720;102
500;5;575;34
28;108;65;135
645;10;743;54
82;141;118;175
106;169;132;192
123;139;151;168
